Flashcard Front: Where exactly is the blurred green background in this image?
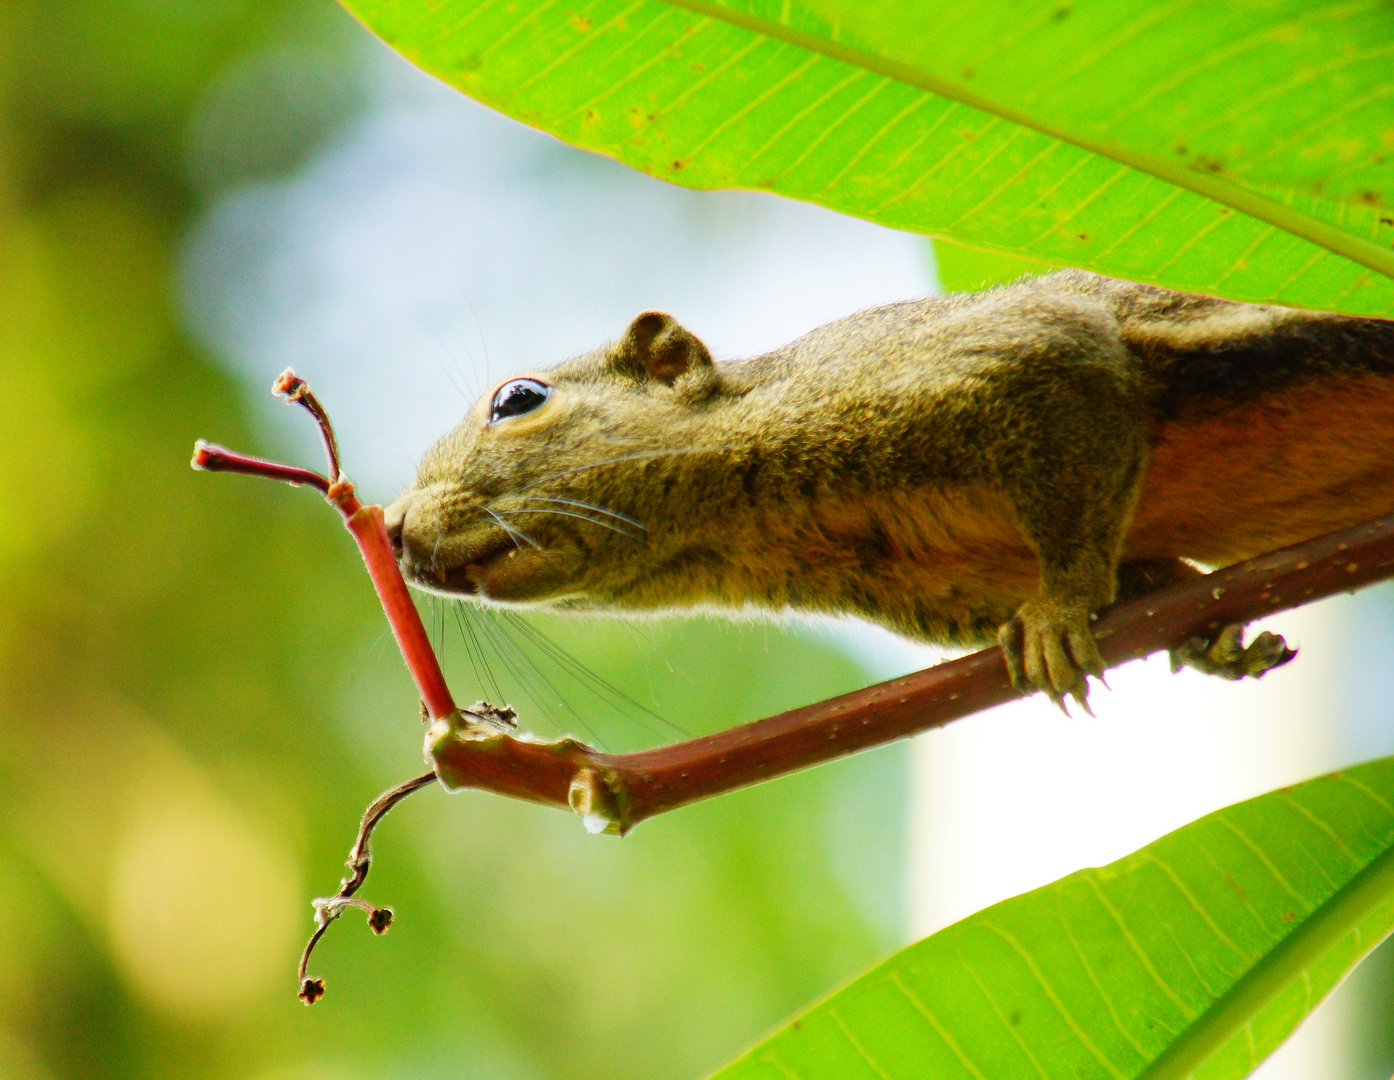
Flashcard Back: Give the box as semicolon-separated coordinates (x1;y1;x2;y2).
5;1;1394;1079
0;1;910;1077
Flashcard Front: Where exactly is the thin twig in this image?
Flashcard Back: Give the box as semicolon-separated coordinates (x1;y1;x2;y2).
192;441;330;494
298;770;438;1004
193;374;459;722
274;369;343;483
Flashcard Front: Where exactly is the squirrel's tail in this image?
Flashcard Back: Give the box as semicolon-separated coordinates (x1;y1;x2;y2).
1122;296;1394;418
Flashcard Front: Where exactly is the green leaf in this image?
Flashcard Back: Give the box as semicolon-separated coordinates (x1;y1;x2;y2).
707;756;1394;1080
342;0;1394;315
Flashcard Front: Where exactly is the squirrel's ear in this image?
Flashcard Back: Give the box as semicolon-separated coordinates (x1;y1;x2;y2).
615;312;713;384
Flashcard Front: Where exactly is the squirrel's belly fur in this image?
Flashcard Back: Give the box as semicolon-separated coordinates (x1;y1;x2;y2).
1131;370;1394;565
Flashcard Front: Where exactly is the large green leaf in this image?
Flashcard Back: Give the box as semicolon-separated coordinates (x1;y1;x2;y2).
343;0;1394;316
707;756;1394;1080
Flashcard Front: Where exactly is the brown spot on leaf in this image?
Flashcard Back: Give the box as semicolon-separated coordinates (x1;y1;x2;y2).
672;159;687;170
691;62;706;72
1380;217;1393;227
1359;190;1382;206
1175;143;1188;155
1010;1009;1024;1024
1282;911;1296;922
1052;6;1070;19
961;66;975;79
570;13;592;31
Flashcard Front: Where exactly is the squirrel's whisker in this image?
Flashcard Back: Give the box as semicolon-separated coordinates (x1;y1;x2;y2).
481;506;541;550
467;606;604;745
495;495;647;532
492;507;646;542
497;610;685;739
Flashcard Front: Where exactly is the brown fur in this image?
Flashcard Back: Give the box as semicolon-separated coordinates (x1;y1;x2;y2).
385;269;1394;703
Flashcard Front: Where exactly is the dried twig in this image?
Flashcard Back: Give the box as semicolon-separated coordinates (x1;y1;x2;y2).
297;770;438;1004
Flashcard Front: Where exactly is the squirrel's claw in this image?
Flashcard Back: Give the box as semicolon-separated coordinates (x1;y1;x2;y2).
1170;624;1296;680
999;602;1104;714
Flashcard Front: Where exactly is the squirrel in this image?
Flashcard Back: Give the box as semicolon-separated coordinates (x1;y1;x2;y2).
383;269;1394;709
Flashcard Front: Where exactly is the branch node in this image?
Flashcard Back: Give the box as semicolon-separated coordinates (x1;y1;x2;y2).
568;767;626;835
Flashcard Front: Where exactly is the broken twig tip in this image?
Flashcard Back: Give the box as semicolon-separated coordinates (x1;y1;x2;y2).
293;770;436;1001
299;977;325;1006
273;368;306;399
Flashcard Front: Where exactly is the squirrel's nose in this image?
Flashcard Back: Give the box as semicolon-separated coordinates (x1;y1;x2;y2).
383;500;406;558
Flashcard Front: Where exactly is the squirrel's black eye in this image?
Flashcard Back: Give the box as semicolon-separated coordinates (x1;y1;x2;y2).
489;379;551;424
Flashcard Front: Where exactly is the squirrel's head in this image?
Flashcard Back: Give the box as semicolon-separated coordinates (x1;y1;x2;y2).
385;311;730;608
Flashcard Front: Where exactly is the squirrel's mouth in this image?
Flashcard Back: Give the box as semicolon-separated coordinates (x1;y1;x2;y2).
401;535;520;598
386;493;568;603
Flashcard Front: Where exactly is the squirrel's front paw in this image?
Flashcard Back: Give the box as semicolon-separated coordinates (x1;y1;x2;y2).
998;599;1104;713
1170;623;1296;680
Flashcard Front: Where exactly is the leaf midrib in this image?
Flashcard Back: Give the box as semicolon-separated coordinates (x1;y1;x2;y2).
1138;839;1394;1079
655;0;1394;286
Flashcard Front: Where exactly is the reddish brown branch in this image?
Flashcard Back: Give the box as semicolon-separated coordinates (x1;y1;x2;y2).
195;372;1394;999
275;370;343;483
429;513;1394;833
194;372;1394;838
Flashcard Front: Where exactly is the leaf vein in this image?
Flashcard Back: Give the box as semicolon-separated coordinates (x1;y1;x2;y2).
889;971;992;1080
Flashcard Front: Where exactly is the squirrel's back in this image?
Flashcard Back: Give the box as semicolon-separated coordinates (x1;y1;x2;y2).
721;269;1394;425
